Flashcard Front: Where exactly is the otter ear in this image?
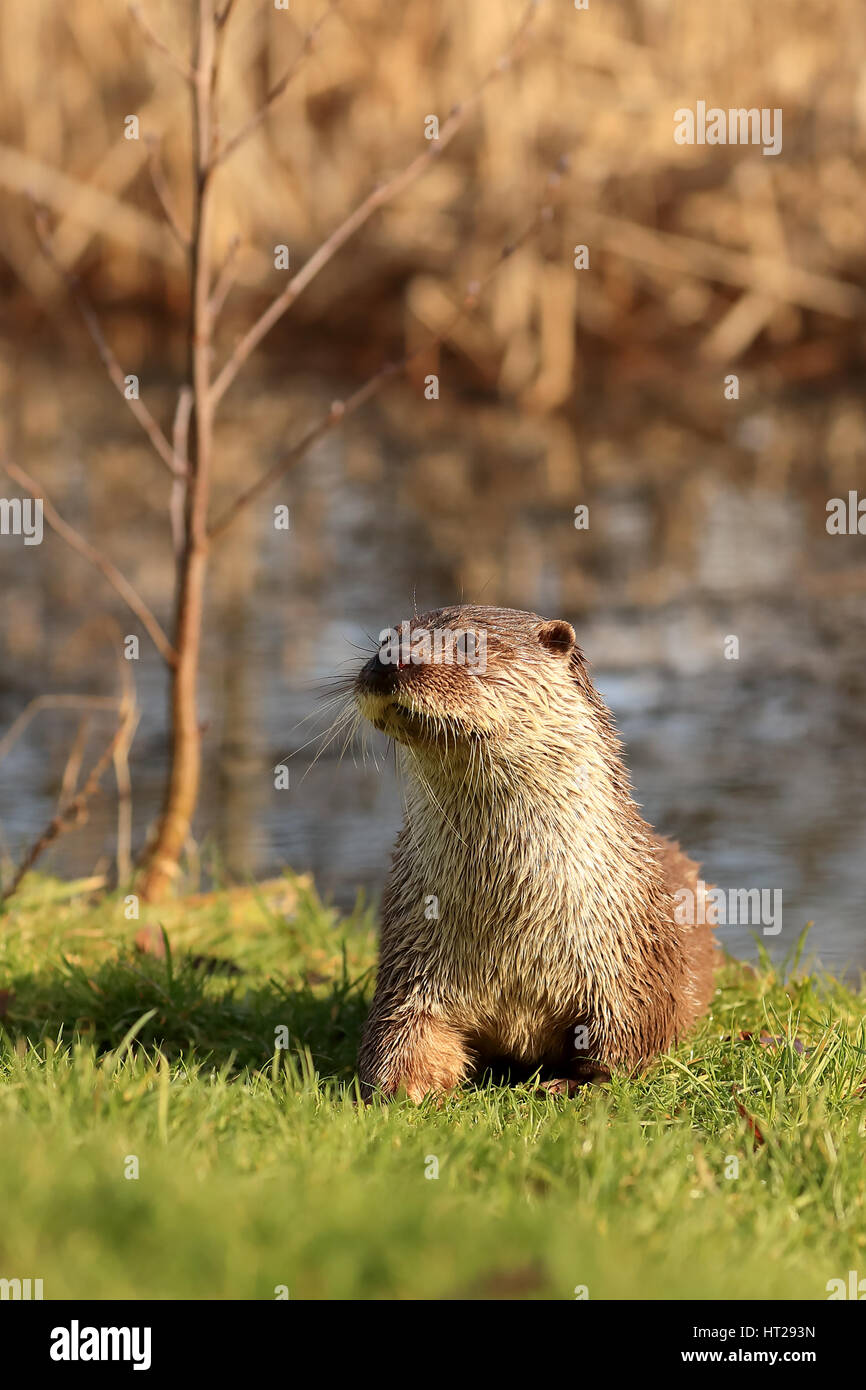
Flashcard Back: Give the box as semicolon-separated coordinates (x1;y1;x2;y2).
537;619;576;657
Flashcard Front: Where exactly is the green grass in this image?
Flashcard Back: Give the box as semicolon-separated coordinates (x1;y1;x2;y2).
0;875;864;1300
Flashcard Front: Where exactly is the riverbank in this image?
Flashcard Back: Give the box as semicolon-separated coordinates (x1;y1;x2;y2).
0;876;863;1300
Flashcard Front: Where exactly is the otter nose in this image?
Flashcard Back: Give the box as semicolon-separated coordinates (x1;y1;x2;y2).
359;652;401;696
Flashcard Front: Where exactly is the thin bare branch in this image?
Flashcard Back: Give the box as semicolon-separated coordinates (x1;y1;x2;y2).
58;717;91;809
209;0;539;409
137;0;218;902
103;627;140;890
113;700;140;885
2;636;145;899
128;4;194;82
208;233;240;319
215;0;238;30
170;386;193;557
1;459;177;667
0;695;121;766
188;0;216;551
1;621;143;887
213;1;342;170
1;708;135;904
209;0;239;151
145;135;190;249
208;166;562;540
32;206;184;479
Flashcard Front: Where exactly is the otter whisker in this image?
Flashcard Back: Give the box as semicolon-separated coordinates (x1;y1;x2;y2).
279;700;353;763
337;707;365;769
280;690;354;741
406;743;466;846
293;699;360;781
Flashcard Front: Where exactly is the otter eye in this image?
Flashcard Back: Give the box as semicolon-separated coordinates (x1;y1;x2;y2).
537;619;576;657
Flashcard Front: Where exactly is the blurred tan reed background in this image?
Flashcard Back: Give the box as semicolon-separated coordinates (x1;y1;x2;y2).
1;0;864;394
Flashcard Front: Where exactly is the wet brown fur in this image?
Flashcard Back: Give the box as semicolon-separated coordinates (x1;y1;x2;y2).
354;605;718;1101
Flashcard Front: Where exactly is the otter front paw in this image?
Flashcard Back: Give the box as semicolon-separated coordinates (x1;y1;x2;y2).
358;1009;469;1103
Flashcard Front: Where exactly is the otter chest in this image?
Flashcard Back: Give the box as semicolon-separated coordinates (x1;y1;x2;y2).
429;887;588;1056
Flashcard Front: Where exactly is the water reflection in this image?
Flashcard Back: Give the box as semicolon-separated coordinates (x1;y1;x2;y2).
1;365;864;973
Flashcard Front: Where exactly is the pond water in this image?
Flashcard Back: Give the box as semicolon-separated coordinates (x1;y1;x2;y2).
1;360;864;974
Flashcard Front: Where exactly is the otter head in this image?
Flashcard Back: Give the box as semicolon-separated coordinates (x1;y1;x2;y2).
354;605;606;780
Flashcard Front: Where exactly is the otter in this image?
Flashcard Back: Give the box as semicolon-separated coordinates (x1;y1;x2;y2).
354;605;717;1101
